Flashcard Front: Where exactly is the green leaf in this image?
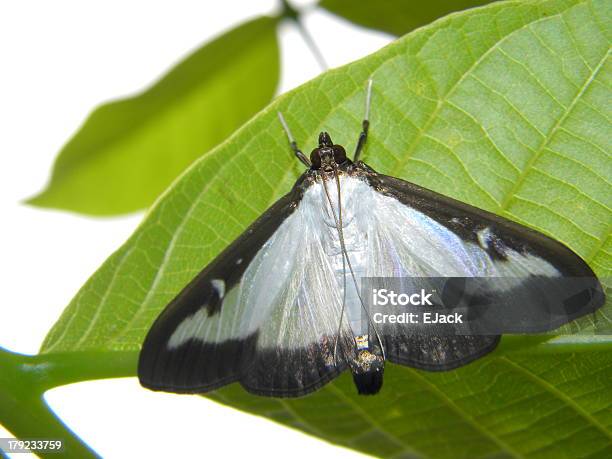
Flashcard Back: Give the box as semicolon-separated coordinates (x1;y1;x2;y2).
27;16;280;216
40;0;611;457
320;0;498;36
206;349;612;458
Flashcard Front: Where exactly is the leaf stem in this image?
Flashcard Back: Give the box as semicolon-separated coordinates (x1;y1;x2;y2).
0;349;93;457
24;350;138;391
280;0;328;70
0;348;138;457
0;395;99;458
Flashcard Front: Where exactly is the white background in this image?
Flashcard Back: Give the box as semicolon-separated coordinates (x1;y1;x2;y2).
0;1;392;457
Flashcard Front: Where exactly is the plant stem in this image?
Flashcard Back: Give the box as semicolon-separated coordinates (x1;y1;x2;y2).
280;0;328;70
0;395;99;458
24;350;138;391
0;348;138;458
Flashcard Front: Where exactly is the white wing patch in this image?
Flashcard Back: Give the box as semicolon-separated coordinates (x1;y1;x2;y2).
477;227;492;250
167;180;354;350
364;192;559;281
211;279;225;299
168;175;560;351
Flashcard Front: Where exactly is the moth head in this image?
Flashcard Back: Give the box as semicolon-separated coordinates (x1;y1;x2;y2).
310;132;348;172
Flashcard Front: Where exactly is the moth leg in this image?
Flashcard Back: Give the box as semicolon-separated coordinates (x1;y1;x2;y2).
354;78;372;162
277;112;311;167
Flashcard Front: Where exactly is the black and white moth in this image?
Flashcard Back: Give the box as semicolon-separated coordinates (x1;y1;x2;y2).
138;80;604;397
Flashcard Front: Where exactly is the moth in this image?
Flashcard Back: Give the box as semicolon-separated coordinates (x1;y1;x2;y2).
139;80;604;397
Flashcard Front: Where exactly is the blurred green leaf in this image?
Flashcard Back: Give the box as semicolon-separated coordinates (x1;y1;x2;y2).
28;16;280;216
320;0;497;36
40;0;611;457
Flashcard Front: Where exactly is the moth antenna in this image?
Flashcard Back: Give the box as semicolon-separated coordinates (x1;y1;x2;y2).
353;78;372;162
365;78;373;122
321;170;386;361
331;171;385;360
277;112;311;167
332;171;348;365
277;111;295;143
332;244;347;365
322;172;351;364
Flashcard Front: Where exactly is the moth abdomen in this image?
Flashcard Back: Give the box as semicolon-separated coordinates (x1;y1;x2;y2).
349;349;385;395
347;335;385;395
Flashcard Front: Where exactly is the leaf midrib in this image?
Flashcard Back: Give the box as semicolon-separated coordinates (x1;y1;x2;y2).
391;9;572;181
501;357;612;443
498;48;611;214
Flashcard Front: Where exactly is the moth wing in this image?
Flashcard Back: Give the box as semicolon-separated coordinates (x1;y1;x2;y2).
138;183;353;396
138;191;296;393
239;221;354;397
360;168;604;369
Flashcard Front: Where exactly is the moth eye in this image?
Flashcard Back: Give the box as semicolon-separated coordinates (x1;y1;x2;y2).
310;149;322;168
333;145;347;163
